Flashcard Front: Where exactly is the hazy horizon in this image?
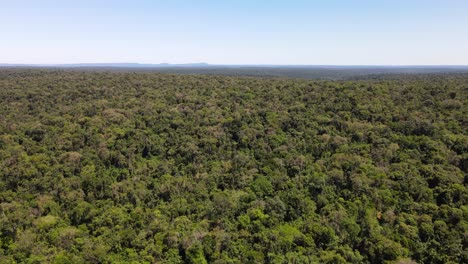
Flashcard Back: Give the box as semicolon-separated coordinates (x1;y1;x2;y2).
1;63;468;67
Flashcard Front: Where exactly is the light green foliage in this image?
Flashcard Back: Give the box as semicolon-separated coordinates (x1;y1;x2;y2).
0;70;466;263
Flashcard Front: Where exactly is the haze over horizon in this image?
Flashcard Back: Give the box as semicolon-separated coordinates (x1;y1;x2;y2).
2;0;468;65
2;62;468;67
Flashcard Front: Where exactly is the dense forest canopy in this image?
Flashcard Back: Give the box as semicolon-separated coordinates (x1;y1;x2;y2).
3;66;468;80
0;69;466;263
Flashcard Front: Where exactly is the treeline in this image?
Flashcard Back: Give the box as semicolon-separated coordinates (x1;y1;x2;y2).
0;69;466;263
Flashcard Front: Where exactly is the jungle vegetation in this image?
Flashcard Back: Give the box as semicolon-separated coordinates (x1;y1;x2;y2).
0;69;466;263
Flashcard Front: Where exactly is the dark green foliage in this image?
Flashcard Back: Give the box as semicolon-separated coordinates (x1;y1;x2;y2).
0;69;466;263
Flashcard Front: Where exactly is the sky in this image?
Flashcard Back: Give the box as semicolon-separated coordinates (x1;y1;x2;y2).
1;0;468;65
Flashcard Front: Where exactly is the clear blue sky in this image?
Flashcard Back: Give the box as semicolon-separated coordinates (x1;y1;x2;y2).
1;0;467;65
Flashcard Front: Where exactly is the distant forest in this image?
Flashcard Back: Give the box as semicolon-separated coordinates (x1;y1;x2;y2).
2;65;468;80
0;69;466;263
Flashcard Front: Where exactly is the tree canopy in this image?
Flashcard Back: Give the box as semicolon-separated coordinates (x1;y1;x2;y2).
0;69;466;263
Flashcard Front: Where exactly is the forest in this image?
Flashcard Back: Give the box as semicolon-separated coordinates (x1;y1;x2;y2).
0;69;466;263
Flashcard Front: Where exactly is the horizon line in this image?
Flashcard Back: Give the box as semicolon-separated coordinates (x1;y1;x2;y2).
1;63;468;67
